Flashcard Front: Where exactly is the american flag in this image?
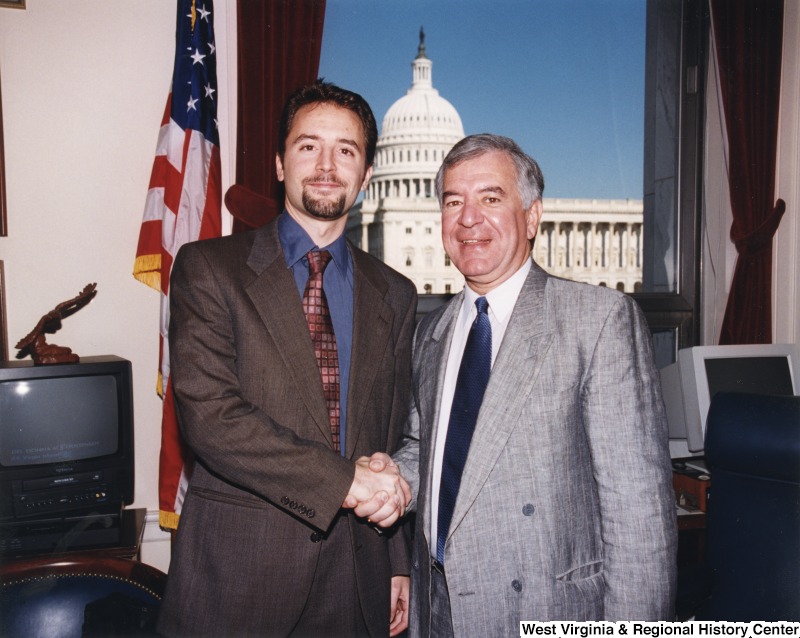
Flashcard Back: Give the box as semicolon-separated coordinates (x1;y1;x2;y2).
133;0;222;530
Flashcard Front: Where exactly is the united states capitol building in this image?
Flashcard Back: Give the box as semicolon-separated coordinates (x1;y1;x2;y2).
346;31;643;294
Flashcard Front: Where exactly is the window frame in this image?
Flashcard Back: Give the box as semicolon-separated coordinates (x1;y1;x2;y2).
635;0;708;365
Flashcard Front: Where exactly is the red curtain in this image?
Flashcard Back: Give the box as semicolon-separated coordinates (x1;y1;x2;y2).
712;0;786;344
229;0;326;233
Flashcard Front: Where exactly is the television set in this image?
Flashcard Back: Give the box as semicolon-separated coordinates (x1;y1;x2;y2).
0;355;134;554
660;343;799;457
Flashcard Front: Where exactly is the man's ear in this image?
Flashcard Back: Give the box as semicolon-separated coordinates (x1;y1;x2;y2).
526;200;544;240
275;153;285;183
360;165;374;192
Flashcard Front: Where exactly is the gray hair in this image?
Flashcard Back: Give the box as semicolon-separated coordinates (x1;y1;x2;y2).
435;134;545;209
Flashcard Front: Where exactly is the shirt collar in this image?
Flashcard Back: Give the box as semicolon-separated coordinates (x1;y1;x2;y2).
462;257;531;324
278;211;350;276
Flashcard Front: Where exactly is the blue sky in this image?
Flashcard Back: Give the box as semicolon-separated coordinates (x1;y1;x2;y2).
318;0;646;200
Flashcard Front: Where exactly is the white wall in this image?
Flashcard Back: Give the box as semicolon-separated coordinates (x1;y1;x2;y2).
0;0;238;572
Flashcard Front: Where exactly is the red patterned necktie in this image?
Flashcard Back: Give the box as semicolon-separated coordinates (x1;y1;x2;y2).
302;250;341;453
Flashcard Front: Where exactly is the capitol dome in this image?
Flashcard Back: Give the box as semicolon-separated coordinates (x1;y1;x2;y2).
370;28;465;180
379;32;464;145
348;29;467;296
381;92;463;142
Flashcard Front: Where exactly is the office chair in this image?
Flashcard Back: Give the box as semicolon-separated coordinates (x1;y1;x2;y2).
694;391;800;621
1;554;166;638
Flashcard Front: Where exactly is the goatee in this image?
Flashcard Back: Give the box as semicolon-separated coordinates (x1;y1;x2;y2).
302;190;348;220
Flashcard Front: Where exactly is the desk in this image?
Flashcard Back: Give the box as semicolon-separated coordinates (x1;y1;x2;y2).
677;509;706;530
0;507;145;561
674;468;709;565
75;507;145;560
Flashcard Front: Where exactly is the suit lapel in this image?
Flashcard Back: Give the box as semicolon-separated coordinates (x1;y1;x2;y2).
244;223;333;445
418;293;463;542
345;248;396;458
448;265;554;539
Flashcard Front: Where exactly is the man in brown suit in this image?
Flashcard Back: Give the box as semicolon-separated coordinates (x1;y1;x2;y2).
157;81;416;638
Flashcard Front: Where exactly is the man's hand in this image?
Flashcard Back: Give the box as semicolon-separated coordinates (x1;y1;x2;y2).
366;451;393;473
389;575;410;636
342;455;411;528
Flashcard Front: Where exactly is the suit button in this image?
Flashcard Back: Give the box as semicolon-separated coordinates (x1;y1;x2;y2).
306;509;315;519
310;532;323;543
512;580;523;593
281;496;289;505
522;504;535;516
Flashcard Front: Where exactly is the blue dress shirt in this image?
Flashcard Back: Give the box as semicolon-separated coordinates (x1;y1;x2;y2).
278;212;353;455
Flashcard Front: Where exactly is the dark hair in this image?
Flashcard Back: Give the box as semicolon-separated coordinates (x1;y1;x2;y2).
277;79;378;168
435;134;545;209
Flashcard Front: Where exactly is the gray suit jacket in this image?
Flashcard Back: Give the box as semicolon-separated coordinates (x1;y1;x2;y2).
394;262;677;636
157;219;417;637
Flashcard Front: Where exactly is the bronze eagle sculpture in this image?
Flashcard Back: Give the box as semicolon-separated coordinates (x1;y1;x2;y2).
15;283;97;365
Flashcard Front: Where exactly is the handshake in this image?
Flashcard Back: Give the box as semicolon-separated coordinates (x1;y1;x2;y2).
343;453;411;528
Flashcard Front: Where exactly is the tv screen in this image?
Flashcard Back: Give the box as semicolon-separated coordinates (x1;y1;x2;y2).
0;375;119;467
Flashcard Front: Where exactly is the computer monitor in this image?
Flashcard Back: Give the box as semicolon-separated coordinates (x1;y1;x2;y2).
660;343;799;457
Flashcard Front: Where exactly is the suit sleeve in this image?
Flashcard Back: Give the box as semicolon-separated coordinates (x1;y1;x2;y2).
392;403;422;516
583;296;678;620
391;317;425;513
387;398;421;578
169;243;355;533
386;289;418;576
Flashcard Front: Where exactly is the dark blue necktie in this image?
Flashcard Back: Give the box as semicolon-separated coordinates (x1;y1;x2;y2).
437;296;492;564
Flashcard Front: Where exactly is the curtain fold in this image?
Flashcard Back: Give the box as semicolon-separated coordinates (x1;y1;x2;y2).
712;0;785;344
229;0;326;233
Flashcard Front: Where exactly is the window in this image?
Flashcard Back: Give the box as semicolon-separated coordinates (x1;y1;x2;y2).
320;0;706;351
638;0;707;367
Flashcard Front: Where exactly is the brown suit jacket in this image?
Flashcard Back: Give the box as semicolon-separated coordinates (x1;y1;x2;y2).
157;218;417;637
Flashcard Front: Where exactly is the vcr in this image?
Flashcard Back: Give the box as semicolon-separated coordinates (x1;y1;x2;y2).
7;469;120;520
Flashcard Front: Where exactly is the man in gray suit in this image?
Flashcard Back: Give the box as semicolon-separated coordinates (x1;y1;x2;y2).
157;81;414;638
362;134;677;635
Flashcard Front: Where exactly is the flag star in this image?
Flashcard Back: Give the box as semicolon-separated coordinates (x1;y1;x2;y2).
208;42;216;55
187;96;199;111
204;84;216;99
190;48;206;65
197;5;211;21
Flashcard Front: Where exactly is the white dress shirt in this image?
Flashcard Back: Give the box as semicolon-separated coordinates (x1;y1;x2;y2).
429;258;532;554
